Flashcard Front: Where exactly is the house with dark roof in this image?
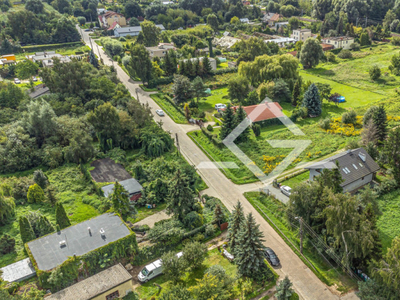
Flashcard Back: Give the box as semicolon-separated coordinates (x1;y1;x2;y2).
102;178;143;201
44;264;133;300
305;148;380;193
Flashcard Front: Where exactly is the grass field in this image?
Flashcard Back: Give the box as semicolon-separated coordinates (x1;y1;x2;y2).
136;248;277;300
377;189;400;252
198;87;230;121
279;171;310;189
245;192;358;293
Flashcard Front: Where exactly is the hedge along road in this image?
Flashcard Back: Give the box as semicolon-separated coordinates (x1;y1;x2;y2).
78;27;358;300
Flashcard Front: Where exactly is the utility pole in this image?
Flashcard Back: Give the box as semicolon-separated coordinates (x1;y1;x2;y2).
175;133;180;154
295;216;304;254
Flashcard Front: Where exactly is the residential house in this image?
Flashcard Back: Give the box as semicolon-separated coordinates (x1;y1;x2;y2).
240;18;250;23
98;11;126;28
181;57;217;71
265;37;296;48
305;148;380;193
146;43;176;58
267;13;280;26
213;36;241;50
114;24;165;37
291;28;312;42
44;264;133;300
102;178;143;202
26;51;75;67
42;56;72;68
274;21;289;30
321;43;335;51
322;36;355;50
0;54;16;66
222;102;283;124
97;8;107;14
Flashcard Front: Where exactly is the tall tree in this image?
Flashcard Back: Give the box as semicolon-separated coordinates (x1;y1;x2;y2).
384;127;400;185
163;50;178;76
89;50;99;69
207;13;219;31
161;251;185;284
219;104;236;140
167;170;196;222
202;56;212;75
275;276;295;300
360;32;371;46
214;204;225;226
182;241;207;270
192;76;206;102
228;75;250;104
228;201;245;253
300;38;324;69
302;83;322;116
110;181;136;218
128;43;153;84
19;216;35;244
235;105;250;143
234;213;266;278
292;78;301;106
172;74;193;104
124;1;142;18
316;164;344;193
55;202;71;229
372;105;387;144
140;20;161;47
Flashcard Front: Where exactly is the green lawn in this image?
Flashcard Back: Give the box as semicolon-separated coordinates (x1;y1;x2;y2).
198;87;231;122
377;189;400;253
14;44;90;62
279;171;310;189
150;93;187;124
245;192;358;293
136;248;277;300
132;203;167;224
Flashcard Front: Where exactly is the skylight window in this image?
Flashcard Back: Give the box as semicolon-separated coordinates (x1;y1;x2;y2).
345;167;351;173
359;163;363;167
343;168;348;174
353;164;358;170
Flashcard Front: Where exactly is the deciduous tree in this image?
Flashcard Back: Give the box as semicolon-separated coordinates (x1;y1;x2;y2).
300;38;324;69
228;75;250;103
182;241;207;270
173;74;193;104
141;20;161;47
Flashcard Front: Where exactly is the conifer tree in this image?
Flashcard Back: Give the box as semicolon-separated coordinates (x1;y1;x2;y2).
194;58;202;77
19;216;35;244
235;105;250;143
111;181;134;217
192;76;206;102
275;276;294;300
37;215;54;236
360;32;370;46
167;170;196;222
56;202;71;229
0;194;15;225
220;104;236;140
89;50;99;69
202;56;212;75
292;78;301;107
372;105;387;144
234;213;266;278
27;184;45;204
179;60;186;75
213;204;224;226
301;83;321;116
33;169;48;189
228;201;245;252
185;59;193;77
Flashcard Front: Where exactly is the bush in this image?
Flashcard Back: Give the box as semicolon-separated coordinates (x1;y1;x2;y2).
338;49;352;59
374;179;398;196
198;111;206;118
349;42;360;51
392;37;400;46
0;234;15;254
207;124;213;131
342;110;357;125
27;184;45;203
252;123;261;137
148;76;173;88
210;67;237;76
325;52;336;62
319;117;331;130
369;65;381;81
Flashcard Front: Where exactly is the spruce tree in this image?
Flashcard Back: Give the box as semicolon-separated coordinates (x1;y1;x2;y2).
275;276;294;300
220;104;236;140
185;59;193;77
228;201;245;252
166;170;196;223
302;83;322;116
202;56;212;75
372;105;387;144
19;216;35;244
234;213;266;278
179;60;186;75
292;78;301;107
89;50;99;69
37;215;54;236
111;181;133;217
235;105;250;143
56;202;71;229
213;204;224;226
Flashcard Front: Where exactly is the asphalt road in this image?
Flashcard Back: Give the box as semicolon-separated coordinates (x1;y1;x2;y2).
78;27;358;300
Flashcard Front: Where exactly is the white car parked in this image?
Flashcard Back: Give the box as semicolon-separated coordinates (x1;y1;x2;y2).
280;185;292;197
215;103;227;110
14;78;21;84
155;109;165;116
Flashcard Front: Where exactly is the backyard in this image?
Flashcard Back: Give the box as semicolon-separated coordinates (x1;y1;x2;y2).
377;189;400;252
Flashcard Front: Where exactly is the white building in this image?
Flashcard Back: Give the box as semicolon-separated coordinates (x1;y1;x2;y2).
114;24;165;37
322;36;355;50
265;37;296;48
291;28;312;42
240;18;250;23
146;43;176;58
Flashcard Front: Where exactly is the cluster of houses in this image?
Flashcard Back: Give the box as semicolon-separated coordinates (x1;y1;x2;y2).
25;51;80;68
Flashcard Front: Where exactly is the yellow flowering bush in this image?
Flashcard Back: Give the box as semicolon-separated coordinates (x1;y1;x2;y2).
262;155;285;174
325;116;362;136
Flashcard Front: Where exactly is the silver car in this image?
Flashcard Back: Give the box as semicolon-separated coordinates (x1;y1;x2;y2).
280;185;292;197
156;109;165;116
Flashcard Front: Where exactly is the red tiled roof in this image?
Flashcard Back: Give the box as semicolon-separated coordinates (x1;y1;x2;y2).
222;102;283;123
321;43;334;51
270;13;280;22
288;51;297;56
108;21;118;30
103;11;123;19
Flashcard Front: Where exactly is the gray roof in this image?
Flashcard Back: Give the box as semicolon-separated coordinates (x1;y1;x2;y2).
0;258;36;282
27;213;131;271
45;264;132;300
114;24;165;34
102;178;143;198
305;148;380;187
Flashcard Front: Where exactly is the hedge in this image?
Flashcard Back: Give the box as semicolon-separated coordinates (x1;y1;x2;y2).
148;76;174;88
201;127;224;148
21;42;85;53
330;48;342;55
210;67;237;76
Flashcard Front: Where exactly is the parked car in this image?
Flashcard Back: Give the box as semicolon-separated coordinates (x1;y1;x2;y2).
156;109;165;116
264;247;280;266
14;78;21;84
280;185;292;197
32;76;38;82
138;252;183;283
84;29;91;32
215;103;227;110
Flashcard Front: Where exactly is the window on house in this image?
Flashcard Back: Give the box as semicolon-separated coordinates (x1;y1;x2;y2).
359;163;363;167
353;164;358;170
106;291;120;300
343;168;348;174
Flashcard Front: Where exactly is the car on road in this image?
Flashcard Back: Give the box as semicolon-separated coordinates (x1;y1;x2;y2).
264;247;280;266
84;29;91;32
215;103;227;110
14;78;21;84
280;185;292;197
156;109;165;116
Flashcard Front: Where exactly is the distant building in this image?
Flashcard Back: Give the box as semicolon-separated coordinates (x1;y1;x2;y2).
267;13;280;26
240;18;250;23
26;51;76;68
213;36;241;50
291;28;312;42
44;264;133;300
162;1;174;4
322;36;355;50
102;178;143;202
98;11;126;28
0;54;16;66
114;24;165;37
181;57;217;71
146;43;176;58
274;21;289;30
305;148;380;193
97;8;107;14
265;37;296;48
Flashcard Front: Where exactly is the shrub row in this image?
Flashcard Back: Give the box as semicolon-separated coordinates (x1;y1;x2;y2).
148;76;174;88
201;127;224;148
21;42;84;53
210;67;237;76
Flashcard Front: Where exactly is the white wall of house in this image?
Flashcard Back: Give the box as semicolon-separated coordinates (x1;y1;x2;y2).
308;169;321;181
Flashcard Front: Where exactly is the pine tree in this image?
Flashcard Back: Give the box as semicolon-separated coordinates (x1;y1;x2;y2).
37;215;54;236
234;213;266;278
166;170;196;222
213;204;224;226
19;216;35;244
179;60;186;75
111;181;133;217
202;56;212;75
372;105;387;144
27;184;45;204
360;32;370;46
275;276;294;300
228;201;245;252
56;202;71;229
301;83;321;116
220;104;236;140
89;49;99;69
235;105;250;143
292;78;301;107
185;59;193;77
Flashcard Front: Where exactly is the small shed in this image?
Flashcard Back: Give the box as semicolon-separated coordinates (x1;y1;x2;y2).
0;258;36;283
204;88;212;95
102;178;143;201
